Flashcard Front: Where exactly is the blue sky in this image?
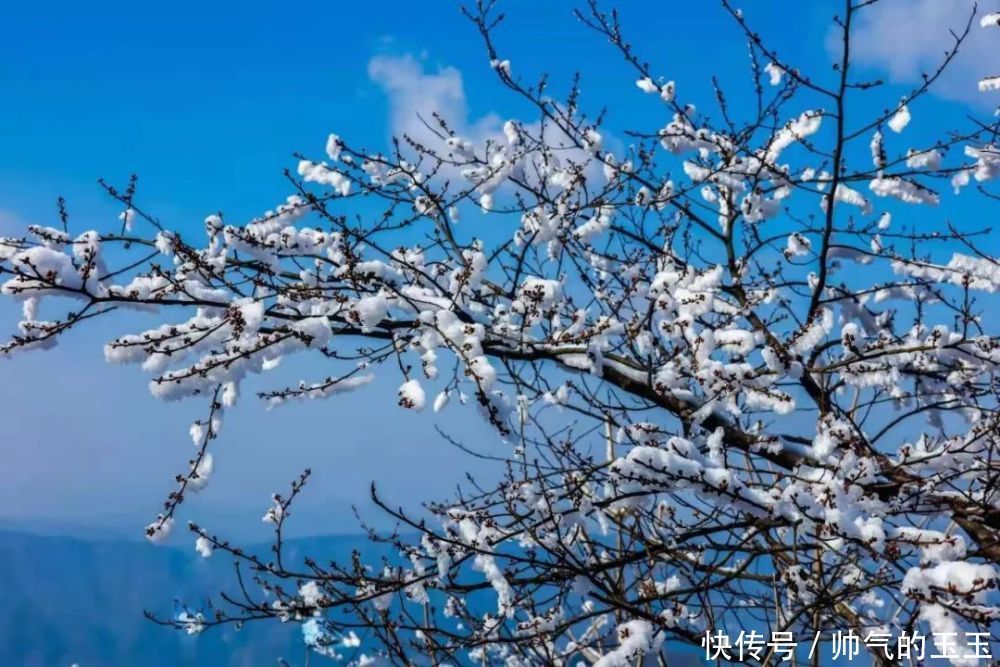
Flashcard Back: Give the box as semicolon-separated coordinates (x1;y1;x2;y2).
1;0;997;542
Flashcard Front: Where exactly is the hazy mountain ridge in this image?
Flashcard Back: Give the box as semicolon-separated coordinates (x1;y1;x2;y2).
0;529;377;667
0;529;707;667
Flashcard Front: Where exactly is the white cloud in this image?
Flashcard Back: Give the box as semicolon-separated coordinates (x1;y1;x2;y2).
843;0;1000;107
368;53;502;153
367;53;613;197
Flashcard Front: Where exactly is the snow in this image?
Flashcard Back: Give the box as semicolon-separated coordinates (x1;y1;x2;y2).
302;619;344;659
635;78;676;102
119;208;136;232
593;620;662;667
919;605;977;667
186;453;214;492
825;183;872;215
262;495;284;524
297;160;352;196
902;561;997;602
892;527;967;563
325;133;343;161
490;59;511;77
785;232;811;257
636;77;658;94
906;148;942;170
195;536;213;558
870;130;885;169
764;62;784;86
895;253;1000;292
398;379;426;411
145;516;173;544
869;176;939;206
352;293;388;333
611;434;775;517
888;104;911;133
979;76;1000;92
177;611;205;635
299;581;326;608
765;110;823;164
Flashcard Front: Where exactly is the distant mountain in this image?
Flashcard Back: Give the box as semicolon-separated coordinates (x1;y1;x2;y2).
0;530;379;667
0;530;708;667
